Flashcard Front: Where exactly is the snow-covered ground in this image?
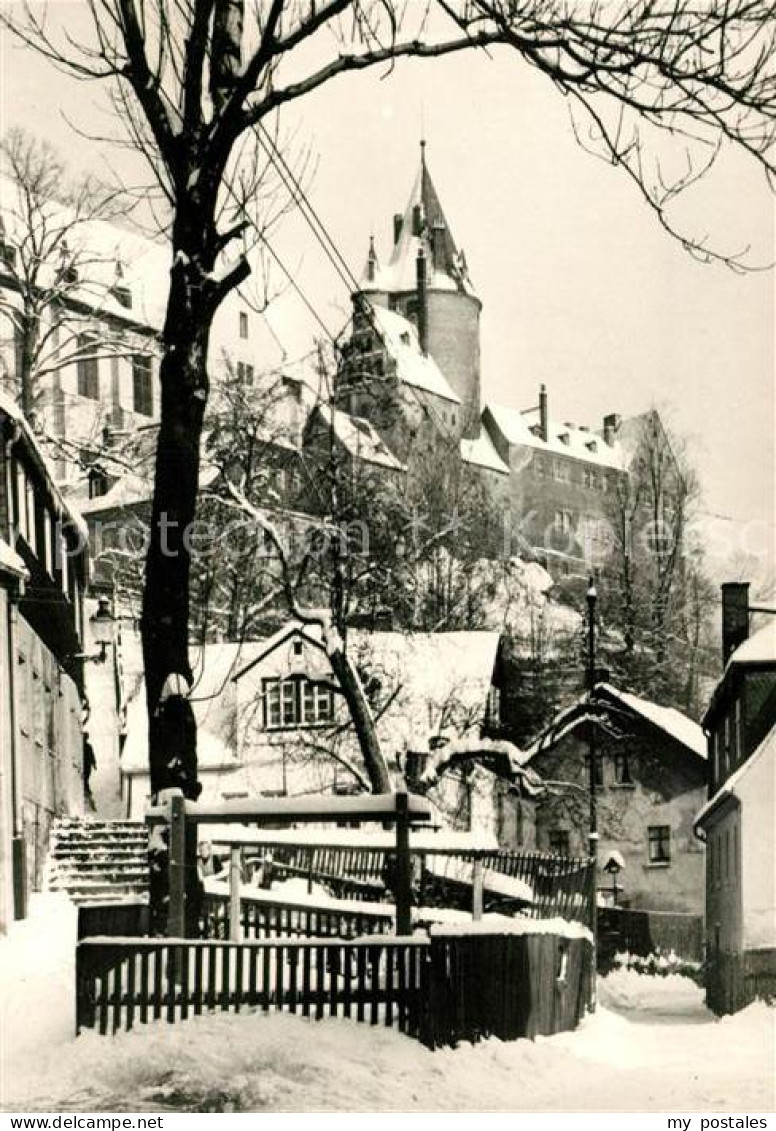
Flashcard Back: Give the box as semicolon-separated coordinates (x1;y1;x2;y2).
1;895;774;1113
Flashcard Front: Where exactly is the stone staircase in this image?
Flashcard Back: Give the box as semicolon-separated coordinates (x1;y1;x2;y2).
46;817;149;905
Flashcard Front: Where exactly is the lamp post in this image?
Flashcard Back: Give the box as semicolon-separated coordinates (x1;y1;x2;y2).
89;596;115;662
74;596;116;664
586;578;599;1011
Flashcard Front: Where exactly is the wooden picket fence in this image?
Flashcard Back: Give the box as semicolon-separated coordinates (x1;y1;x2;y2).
202;891;393;940
76;931;593;1047
76;936;428;1038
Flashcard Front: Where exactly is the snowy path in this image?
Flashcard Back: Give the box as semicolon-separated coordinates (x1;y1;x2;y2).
1;898;774;1113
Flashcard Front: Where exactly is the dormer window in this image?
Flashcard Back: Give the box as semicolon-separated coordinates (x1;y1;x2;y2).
88;468;109;499
400;331;410;346
111;284;132;309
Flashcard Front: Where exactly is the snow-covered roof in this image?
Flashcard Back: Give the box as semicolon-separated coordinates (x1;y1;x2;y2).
368;306;460;404
0;536;28;579
360;156;476;299
0;172;166;331
484;402;628;471
119;636;268;774
597;684;706;759
312;404;405;471
0;390;88;541
726;621;776;669
528;681;706;764
73;463;219;516
695;723;776;830
460;430;509;475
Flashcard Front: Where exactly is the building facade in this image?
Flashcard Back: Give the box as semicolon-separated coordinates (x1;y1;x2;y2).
0;392;88;932
695;583;776;1013
523;682;707;913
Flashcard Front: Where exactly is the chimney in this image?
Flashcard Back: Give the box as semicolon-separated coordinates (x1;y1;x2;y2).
721;582;750;663
412;203;423;237
539;384;549;442
393;213;403;246
431;221;446;272
416;245;428;356
366;236;377;283
603;413;622;446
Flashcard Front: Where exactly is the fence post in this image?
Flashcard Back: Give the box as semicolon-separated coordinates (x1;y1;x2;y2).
230;846;243;942
395;791;412;936
168;795;186;938
472;857;484;921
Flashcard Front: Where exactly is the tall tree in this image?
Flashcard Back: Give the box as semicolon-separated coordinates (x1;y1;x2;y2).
0;128;134;425
601;409;716;713
4;0;773;803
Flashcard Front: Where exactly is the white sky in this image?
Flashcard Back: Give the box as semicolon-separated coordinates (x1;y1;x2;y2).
1;6;773;581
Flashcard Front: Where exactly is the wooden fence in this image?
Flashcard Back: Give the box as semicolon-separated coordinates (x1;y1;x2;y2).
76;931;592;1047
597;906;704;964
264;844;595;927
202;891;393;941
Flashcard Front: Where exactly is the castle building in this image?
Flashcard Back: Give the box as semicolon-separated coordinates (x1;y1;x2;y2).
337;144;663;582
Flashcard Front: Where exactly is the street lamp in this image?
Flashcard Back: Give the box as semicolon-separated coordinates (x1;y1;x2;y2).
603;851;625;907
586;578;599;1011
74;596;116;664
586;579;598;852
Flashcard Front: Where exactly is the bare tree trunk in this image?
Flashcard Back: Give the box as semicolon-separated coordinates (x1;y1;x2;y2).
141;225;212;798
328;644;392;793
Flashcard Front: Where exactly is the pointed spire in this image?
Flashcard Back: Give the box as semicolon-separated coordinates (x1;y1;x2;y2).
359;234;380;289
367;234;377;283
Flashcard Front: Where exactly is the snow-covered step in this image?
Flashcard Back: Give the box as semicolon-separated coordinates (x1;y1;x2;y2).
46;818;150;906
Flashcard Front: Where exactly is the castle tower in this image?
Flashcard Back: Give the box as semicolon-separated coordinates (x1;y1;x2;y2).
357;142;482;438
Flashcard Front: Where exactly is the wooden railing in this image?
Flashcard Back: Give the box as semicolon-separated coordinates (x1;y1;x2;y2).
76;931;593;1046
202;891;393;941
263;844;595;927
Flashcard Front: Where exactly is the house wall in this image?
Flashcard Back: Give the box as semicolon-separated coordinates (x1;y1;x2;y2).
705;803;743;957
0;585;15;933
14;614;84;892
528;727;706;913
736;731;776;951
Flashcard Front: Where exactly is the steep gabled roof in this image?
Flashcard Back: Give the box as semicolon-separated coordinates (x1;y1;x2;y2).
369;306;460;404
527;681;706;764
460;430;510;475
309;404;406;471
360;145;475;298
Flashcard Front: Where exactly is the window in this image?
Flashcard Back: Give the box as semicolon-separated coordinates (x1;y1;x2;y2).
648;825;671;864
263;677;334;729
132;355;153;416
613;751;633;785
486;686;501;726
554;509;572;535
236;361;255;385
549;829;570;856
733;698;742;762
239;311;249;339
76;336;99;400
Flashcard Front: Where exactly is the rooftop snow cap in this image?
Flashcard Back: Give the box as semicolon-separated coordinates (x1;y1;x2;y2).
361;141;475;297
722;582;750;663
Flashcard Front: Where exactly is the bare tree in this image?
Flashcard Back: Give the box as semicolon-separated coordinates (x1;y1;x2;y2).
0;127;141;427
4;0;772;806
602;409;715;712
